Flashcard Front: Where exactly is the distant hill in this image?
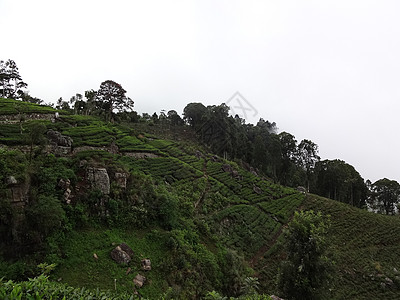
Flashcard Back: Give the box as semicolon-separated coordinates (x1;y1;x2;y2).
0;98;399;299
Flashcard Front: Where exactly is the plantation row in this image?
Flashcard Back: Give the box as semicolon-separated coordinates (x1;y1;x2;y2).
213;204;281;256
0;98;56;115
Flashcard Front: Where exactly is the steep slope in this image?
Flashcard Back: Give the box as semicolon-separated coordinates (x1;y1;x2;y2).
1;99;400;299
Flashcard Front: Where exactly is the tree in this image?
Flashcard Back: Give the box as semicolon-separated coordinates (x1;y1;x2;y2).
313;160;367;208
56;97;71;111
26;123;47;162
26;195;65;237
183;102;207;127
240;276;260;296
297;139;320;191
96;80;134;122
70;93;85;115
168;110;184;126
278;210;331;300
277;132;299;186
84;89;97;115
0;59;28;99
368;178;400;215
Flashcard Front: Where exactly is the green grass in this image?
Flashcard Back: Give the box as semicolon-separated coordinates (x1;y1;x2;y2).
258;194;400;299
52;228;168;299
301;195;400;299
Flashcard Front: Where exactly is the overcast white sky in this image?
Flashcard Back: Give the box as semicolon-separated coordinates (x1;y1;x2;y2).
2;0;400;183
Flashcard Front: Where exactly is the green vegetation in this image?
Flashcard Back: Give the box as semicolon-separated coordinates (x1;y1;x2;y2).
1;96;400;299
0;98;55;114
278;210;331;300
0;274;136;299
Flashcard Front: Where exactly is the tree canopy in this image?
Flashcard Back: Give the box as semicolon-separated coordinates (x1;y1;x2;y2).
96;80;134;122
314;159;367;208
0;59;28;100
368;178;400;215
278;210;332;300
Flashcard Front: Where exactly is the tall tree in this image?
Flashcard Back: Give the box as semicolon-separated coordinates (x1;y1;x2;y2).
0;59;28;99
297;139;320;191
368;178;400;215
277;132;299;185
314;159;367;208
96;80;134;122
278;210;332;300
70;93;85;115
167;110;184;126
183;102;207;127
84;89;97;115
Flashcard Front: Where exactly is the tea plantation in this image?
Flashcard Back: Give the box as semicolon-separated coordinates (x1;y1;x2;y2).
1;99;400;299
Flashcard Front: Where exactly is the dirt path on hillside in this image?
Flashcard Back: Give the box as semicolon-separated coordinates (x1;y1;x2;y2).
248;224;285;270
248;206;302;270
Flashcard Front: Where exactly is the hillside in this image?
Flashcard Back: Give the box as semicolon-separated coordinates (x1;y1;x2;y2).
1;98;400;299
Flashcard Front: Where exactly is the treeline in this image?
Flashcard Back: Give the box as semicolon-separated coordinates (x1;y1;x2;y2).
181;102;370;208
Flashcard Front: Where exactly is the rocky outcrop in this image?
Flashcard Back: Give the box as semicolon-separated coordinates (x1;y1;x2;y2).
119;243;134;258
58;179;72;204
110;243;134;265
47;129;73;155
86;167;110;195
6;177;29;208
47;129;73;147
111;245;132;265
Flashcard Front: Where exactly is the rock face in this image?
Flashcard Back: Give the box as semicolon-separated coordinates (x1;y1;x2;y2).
86;167;110;195
110;245;131;264
47;129;73;155
119;243;134;258
58;179;72;204
6;177;29;208
9;183;29;207
110;243;134;265
47;129;73;147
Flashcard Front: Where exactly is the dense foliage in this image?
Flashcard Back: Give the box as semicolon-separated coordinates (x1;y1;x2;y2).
278;210;331;300
0;60;28;100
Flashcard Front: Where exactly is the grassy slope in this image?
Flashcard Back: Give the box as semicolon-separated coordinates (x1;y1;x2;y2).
1;100;400;298
48;116;303;297
0;98;56;114
303;195;400;299
51;229;169;299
